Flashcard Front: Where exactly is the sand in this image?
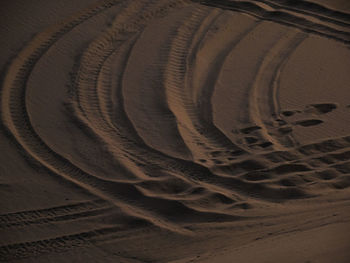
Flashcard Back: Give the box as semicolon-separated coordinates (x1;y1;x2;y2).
0;0;350;262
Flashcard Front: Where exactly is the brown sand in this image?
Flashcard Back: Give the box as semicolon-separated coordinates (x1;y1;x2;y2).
1;0;350;262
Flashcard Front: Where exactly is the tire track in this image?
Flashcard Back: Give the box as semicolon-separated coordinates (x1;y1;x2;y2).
72;0;249;217
1;1;350;261
249;30;307;150
165;6;247;163
264;0;350;25
197;0;350;44
1;0;207;234
2;0;350;241
0;199;112;229
72;1;288;205
0;226;125;262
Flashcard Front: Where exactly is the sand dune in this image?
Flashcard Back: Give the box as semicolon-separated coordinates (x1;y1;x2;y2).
1;0;350;262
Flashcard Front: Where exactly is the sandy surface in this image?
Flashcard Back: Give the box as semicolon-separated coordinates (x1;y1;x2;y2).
1;0;350;262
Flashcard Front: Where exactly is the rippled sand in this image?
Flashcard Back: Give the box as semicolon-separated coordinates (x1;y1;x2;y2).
1;0;350;262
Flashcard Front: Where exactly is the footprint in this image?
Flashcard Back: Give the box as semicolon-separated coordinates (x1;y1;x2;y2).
275;119;287;126
309;103;337;114
230;150;245;156
213;159;223;165
240;125;261;134
295;119;323;127
210;151;222;157
273;163;310;174
282;110;296;117
244;136;258;144
278;126;293;134
258;142;273;148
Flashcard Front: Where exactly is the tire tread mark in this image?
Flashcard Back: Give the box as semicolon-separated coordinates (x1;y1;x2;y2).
198;0;350;44
0;226;123;262
0;203;112;229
